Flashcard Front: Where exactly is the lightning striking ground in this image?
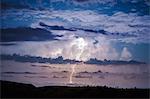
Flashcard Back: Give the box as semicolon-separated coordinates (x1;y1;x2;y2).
69;64;76;83
69;37;87;84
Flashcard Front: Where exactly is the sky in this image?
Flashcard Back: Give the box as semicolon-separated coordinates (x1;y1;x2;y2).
1;0;150;63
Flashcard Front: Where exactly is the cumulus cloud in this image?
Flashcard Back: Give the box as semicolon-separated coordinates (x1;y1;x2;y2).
1;35;120;61
120;47;132;61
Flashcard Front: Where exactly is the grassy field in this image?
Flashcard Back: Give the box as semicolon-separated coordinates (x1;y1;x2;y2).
1;80;149;98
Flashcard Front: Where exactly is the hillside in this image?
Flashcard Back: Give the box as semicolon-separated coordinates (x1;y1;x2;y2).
1;80;149;98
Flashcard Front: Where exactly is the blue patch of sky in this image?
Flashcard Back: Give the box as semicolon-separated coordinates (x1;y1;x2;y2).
113;42;150;63
1;18;33;29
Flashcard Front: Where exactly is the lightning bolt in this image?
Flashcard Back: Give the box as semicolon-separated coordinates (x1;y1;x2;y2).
69;64;76;83
69;37;87;84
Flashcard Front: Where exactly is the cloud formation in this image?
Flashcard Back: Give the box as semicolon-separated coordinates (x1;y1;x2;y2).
2;9;150;44
1;0;149;15
1;27;60;42
1;2;149;62
1;37;119;61
120;47;132;61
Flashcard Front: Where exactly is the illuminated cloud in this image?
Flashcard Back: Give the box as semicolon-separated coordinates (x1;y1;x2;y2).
1;36;119;61
120;47;132;61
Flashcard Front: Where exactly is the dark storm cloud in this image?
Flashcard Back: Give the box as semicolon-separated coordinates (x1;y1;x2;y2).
0;54;81;64
74;75;92;78
39;22;76;31
93;40;99;44
2;71;38;75
0;43;17;46
0;54;146;64
52;75;67;78
1;27;61;42
40;22;107;35
74;0;89;2
1;2;29;9
40;22;136;37
39;22;106;34
78;70;103;75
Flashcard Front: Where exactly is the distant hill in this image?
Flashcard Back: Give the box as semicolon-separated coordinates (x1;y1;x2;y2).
0;54;146;65
1;80;149;98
